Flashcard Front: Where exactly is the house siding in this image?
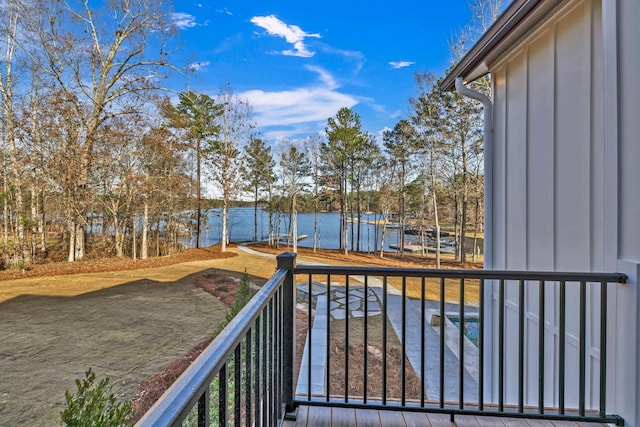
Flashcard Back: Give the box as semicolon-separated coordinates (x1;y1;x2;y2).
615;0;640;424
486;0;640;418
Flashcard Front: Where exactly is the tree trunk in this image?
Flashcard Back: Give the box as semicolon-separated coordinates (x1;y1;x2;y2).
68;220;76;262
341;172;348;255
221;197;228;252
195;141;201;249
292;196;298;253
253;187;259;242
132;217;137;260
433;192;441;269
460;140;468;264
141;200;149;259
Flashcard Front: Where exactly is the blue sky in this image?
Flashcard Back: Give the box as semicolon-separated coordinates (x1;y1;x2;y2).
169;1;475;143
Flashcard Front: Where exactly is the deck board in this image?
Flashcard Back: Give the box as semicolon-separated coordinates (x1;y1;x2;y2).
331;406;356;425
306;405;332;427
355;407;383;426
288;406;614;426
403;411;432;427
453;414;483;426
377;409;406;426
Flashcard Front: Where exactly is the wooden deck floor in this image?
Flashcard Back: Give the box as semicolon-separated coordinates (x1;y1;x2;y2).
283;406;614;427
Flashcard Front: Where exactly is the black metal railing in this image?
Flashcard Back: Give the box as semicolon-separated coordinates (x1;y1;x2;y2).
292;260;627;426
137;252;627;426
136;253;297;427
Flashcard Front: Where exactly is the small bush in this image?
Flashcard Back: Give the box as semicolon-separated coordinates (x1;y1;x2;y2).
60;368;134;427
225;271;256;322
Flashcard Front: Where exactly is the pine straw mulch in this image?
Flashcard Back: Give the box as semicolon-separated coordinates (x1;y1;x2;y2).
248;243;482;270
328;340;422;401
0;246;236;281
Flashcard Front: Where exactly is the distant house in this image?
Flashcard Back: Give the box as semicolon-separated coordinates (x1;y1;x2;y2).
442;0;639;425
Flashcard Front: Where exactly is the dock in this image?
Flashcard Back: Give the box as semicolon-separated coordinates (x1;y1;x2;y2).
389;244;426;253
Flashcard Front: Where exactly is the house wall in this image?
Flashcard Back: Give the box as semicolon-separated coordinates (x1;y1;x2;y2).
486;0;639;423
614;0;640;424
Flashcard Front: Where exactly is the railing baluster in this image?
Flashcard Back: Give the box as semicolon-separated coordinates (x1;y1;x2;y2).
326;273;331;402
538;280;545;414
439;277;445;408
599;280;608;417
518;279;525;413
420;276;426;408
479;278;484;411
271;292;278;424
402;276;407;406
275;288;282;422
219;364;227;426
308;274;312;400
261;305;267;427
363;275;369;404
579;280;586;416
253;315;264;425
459;277;465;409
345;274;350;403
254;315;261;425
234;345;241;426
498;278;505;412
559;280;566;415
383;275;388;405
245;327;252;427
197;386;209;427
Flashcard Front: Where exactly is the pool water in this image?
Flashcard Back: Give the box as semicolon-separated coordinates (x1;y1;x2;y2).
448;316;479;347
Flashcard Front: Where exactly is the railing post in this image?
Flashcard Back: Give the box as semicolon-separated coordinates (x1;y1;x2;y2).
277;252;297;416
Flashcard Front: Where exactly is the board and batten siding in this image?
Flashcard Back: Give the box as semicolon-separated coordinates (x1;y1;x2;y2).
487;0;613;412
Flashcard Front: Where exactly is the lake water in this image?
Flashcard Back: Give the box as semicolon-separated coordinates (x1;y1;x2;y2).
188;207;415;252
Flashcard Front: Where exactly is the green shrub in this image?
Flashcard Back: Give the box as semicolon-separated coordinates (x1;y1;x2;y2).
60;368;134;427
225;270;256;323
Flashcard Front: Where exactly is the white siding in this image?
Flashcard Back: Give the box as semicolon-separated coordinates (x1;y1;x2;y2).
488;0;609;412
614;0;640;424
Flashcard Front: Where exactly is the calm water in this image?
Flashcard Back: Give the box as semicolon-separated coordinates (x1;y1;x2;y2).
187;207;413;252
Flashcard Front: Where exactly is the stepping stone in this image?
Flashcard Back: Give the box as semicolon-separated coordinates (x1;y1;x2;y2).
330;301;342;310
348;301;361;310
365;302;381;311
335;297;347;305
351;310;366;318
350;289;365;297
331;310;347;320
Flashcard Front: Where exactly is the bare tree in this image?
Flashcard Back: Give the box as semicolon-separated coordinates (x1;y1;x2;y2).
0;0;30;265
243;136;274;242
209;86;254;252
278;139;310;253
305;135;323;252
29;0;178;260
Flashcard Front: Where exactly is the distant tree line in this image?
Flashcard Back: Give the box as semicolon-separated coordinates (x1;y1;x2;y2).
0;0;500;268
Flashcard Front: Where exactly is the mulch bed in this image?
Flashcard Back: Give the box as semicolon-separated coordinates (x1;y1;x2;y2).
0;246;235;281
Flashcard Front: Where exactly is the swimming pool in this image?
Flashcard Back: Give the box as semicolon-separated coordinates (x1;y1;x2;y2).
447;315;479;347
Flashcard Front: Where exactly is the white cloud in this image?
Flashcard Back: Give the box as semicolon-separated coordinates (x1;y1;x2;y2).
171;13;197;29
250;15;320;58
389;61;415;69
238;68;356;135
304;65;337;89
189;61;210;72
320;45;365;74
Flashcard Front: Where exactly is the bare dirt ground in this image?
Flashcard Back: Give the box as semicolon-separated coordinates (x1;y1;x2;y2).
0;243;480;425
